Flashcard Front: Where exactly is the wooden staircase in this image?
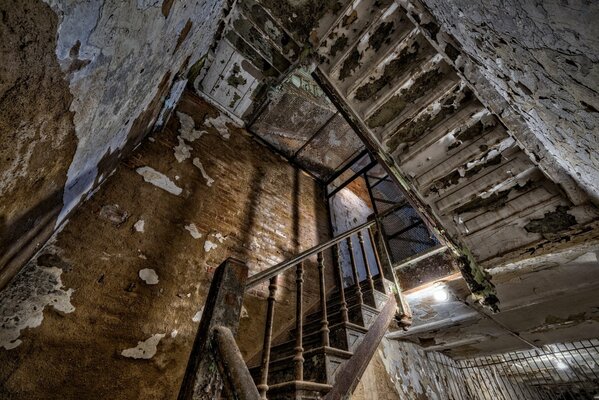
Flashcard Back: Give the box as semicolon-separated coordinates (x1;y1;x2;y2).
242;222;400;400
249;280;388;399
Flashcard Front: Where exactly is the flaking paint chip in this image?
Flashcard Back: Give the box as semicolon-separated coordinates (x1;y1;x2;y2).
185;223;202;239
134;219;145;232
121;333;165;359
139;268;159;285
192;307;203;322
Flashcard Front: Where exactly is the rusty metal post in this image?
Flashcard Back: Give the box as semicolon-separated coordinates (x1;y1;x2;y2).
334;244;349;324
258;275;278;399
347;236;363;306
178;258;248;400
294;262;304;381
317;252;330;347
358;231;376;294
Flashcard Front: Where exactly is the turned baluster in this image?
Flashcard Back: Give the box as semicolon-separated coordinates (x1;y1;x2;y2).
294;262;304;381
368;225;386;292
317;252;330;347
333;243;349;324
258;276;278;399
346;236;363;306
358;231;376;294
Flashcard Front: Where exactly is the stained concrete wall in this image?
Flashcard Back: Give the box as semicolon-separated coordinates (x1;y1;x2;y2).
418;0;599;201
0;91;331;399
0;0;227;289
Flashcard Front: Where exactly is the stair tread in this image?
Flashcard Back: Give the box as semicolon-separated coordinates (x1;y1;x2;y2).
273;321;368;353
249;345;353;372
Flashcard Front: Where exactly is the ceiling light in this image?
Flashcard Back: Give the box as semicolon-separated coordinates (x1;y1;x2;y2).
432;286;449;302
556;361;568;370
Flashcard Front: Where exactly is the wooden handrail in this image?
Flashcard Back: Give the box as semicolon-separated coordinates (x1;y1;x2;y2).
213;326;261;400
245;221;375;288
324;296;397;400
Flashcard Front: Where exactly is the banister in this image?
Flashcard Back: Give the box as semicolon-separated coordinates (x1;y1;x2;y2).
245;220;375;289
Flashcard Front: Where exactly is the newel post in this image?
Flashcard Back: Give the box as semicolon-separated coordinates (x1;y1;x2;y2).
178;258;248;400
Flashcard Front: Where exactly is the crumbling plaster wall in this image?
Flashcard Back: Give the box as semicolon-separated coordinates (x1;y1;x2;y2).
0;0;227;289
418;0;599;201
355;338;540;400
0;91;331;399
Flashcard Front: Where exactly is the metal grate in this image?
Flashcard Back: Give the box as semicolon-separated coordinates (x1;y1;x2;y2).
380;205;440;264
425;339;599;399
463;340;599;399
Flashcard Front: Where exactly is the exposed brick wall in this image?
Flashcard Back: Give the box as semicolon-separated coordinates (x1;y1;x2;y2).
0;90;332;399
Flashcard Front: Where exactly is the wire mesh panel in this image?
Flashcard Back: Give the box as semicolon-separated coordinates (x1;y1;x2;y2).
453;339;599;399
380;205;440;264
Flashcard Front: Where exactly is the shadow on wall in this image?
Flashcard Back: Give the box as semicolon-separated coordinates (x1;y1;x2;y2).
0;161;104;290
0;90;331;400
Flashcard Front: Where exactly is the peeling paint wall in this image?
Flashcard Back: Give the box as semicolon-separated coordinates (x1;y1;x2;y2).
0;91;330;399
418;0;599;201
0;0;227;289
355;338;542;399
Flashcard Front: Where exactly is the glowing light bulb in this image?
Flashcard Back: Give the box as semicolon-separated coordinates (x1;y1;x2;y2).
432;287;449;302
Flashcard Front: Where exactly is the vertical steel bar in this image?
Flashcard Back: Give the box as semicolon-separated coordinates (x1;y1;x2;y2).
503;351;536;399
317;252;330;348
294;263;304;381
334;244;349;324
570;341;599;380
493;355;520;400
346;236;363;306
367;225;385;283
258;276;278;399
358;231;376;295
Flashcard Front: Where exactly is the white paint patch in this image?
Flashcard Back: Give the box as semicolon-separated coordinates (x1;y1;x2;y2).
192;307;204;322
121;333;165;359
241;306;249;319
185;223;202;239
136;166;182;196
174;137;193;162
192;158;214;187
156;79;188;128
0;244;75;350
177;112;206;142
134;219;145;232
139;268;159;285
205;115;232;139
48;0;226;228
204;240;218;252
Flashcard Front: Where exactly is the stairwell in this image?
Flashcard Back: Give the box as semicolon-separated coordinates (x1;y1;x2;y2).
178;222;402;400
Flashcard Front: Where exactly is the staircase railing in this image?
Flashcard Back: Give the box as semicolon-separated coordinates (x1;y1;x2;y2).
245;220;389;399
179;221;400;400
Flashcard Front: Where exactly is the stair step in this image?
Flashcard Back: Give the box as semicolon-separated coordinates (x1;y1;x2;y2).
250;346;353;387
271;321;367;360
292;302;381;337
265;380;332;400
